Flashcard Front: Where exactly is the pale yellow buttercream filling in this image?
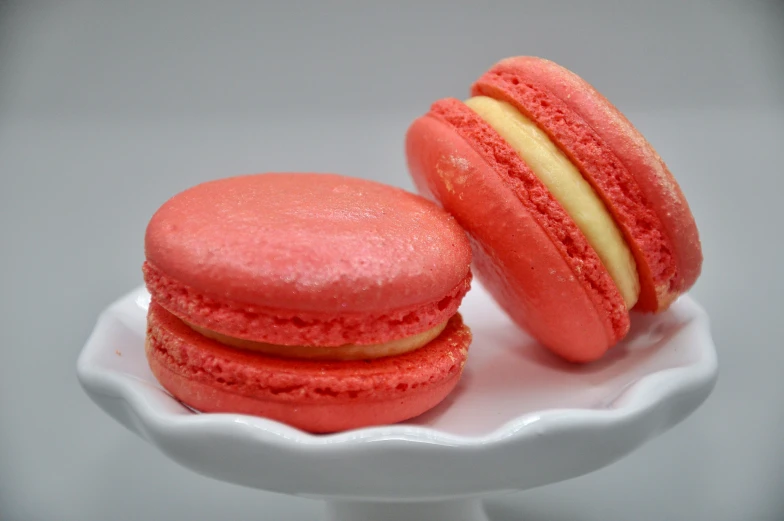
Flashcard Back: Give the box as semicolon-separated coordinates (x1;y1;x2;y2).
185;320;448;361
464;96;640;308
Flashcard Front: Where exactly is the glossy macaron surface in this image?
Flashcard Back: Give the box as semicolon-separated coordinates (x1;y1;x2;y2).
144;173;472;346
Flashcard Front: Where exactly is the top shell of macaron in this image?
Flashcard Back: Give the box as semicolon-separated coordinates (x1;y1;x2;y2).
144;173;472;314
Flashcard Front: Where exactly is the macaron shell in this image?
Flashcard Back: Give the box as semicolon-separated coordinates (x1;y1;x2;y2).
145;302;471;433
473;57;702;311
407;101;629;361
143;260;471;346
149;359;462;433
145;173;472;314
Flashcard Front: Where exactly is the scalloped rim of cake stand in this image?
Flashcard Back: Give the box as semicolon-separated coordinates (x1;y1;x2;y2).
78;285;717;510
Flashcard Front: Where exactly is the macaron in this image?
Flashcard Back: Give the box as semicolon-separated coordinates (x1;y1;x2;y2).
143;173;473;432
406;56;702;362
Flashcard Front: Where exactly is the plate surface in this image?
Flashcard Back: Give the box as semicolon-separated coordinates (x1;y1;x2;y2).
78;283;717;500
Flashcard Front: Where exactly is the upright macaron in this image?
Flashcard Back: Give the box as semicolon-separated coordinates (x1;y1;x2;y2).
406;56;702;362
143;173;473;432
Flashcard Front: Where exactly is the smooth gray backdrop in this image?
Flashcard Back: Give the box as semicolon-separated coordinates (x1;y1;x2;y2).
1;1;782;520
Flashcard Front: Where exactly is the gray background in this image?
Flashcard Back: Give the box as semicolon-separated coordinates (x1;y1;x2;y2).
1;1;782;520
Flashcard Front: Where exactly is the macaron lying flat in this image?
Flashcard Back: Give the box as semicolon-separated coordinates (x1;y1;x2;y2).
143;173;473;432
406;57;702;362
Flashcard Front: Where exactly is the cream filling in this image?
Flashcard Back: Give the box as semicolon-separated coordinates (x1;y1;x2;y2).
184;320;448;361
464;96;640;308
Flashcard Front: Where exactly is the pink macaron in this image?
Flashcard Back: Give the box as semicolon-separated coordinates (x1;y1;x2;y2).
143;172;473;432
406;56;702;362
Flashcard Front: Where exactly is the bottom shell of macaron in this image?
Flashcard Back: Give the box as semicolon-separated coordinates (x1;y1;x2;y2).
144;303;471;433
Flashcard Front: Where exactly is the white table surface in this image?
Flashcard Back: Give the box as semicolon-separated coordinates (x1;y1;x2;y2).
1;1;782;520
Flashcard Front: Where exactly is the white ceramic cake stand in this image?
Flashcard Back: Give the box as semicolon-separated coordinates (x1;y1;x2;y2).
77;282;717;521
